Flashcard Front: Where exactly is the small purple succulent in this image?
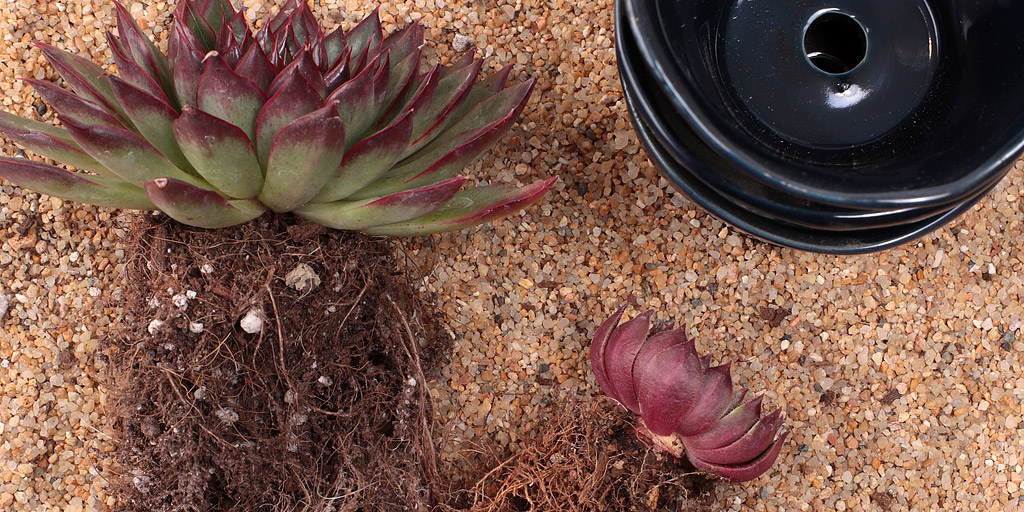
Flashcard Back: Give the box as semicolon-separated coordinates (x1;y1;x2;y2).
590;306;788;483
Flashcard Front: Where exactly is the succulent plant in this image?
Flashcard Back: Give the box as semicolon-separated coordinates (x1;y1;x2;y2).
590;306;788;482
0;0;555;234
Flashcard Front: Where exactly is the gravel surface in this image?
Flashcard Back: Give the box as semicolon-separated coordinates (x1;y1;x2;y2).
3;1;1024;511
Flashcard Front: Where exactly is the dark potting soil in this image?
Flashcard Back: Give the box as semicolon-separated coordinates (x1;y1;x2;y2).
105;214;450;511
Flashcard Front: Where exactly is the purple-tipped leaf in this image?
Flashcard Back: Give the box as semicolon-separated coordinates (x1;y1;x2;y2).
61;118;208;189
108;32;172;104
685;409;783;465
235;42;277;92
601;311;653;413
296;176;466;230
254;72;323;169
442;49;478;79
688;432;789;483
682;396;766;450
175;0;217;49
352;78;535;198
723;388;750;417
196;54;266;140
327;53;389;147
174;105;263;198
312;110;414;202
109;77;192;171
362;177;556;236
268;50;325;99
112;2;174;99
0;111;112;176
35;43;124;121
345;8;382;69
590;305;628;402
445;64;515;126
258;104;346;212
323;46;353;91
323;26;347;69
375;47;422;126
168;23;206;106
0;156;154;209
634;340;704;435
674;363;735;436
144;177;265;228
405;59;483;154
25;79;124;129
380;21;423;65
214;14;244;67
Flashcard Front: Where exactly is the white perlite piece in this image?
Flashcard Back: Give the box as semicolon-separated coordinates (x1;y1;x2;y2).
240;309;263;334
215;407;239;424
189;321;204;334
147;319;164;334
285;263;320;293
452;33;474;52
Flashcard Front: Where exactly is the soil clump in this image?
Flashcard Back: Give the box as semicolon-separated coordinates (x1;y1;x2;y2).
106;214;448;511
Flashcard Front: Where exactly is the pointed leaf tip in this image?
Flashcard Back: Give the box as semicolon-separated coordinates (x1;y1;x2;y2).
296;176;467;230
0;156;153;209
360;177;556;236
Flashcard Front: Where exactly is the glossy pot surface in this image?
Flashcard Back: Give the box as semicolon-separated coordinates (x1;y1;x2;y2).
625;0;1024;209
615;0;1007;253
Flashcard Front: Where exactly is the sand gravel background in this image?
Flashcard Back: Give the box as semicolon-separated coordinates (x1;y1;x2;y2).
2;0;1023;510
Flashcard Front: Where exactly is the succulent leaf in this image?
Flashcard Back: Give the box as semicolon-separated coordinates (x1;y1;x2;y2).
296;176;466;230
196;54;266;140
112;2;175;103
61;118;209;188
406;59;483;152
108;32;173;104
327;53;389;147
0;111;113;176
686;409;784;465
234;39;276;92
363;177;556;236
254;72;323;170
144;177;265;228
602;311;653;413
345;8;383;68
589;305;627;405
109;76;193;171
259;103;346;212
590;306;787;482
0;156;154;209
173;105;263;198
313;110;414;203
683;396;766;451
634;340;704;436
675;363;735;436
35;43;125;121
25;79;125;129
687;432;789;483
169;23;206;107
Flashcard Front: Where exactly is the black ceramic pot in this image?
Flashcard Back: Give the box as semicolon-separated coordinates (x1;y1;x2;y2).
616;0;1024;253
